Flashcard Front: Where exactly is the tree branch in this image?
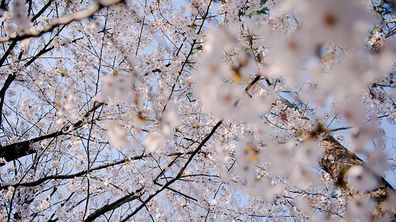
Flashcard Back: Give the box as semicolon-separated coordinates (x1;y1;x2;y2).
0;103;104;166
119;120;223;222
0;0;124;43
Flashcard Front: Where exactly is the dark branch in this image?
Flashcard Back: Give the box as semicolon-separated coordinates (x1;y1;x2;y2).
0;103;104;166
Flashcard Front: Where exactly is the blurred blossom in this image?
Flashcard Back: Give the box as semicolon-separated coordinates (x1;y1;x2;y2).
291;166;322;190
346;197;377;222
295;141;324;167
265;30;315;85
262;142;295;177
347;165;378;192
273;0;376;46
12;0;31;33
143;132;165;153
161;103;179;136
320;49;394;100
194;27;274;121
99;73;135;104
105;122;129;149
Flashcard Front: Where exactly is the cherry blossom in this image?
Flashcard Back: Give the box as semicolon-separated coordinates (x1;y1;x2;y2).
0;0;395;221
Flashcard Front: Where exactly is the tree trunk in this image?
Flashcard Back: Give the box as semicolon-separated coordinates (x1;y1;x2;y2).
320;135;395;221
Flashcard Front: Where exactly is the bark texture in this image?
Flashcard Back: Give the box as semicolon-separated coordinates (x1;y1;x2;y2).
320;135;395;221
